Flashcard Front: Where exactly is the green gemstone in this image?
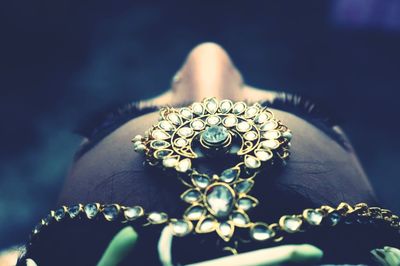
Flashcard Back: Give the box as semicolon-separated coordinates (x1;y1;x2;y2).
201;126;229;145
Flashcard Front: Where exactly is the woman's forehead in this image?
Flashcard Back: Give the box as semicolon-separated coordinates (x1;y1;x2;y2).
59;109;376;213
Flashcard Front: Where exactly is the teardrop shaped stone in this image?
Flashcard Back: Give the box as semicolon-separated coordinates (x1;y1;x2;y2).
244;155;261;169
167;113;181;125
237;196;258;211
255;149;273;161
103;204;120;221
181;189;201;203
233;102;246;114
68;205;82;219
281;216;302;233
184;205;205;220
124;206;144;221
159;120;175;131
244;106;259;118
218;222;233;237
260;120;278;131
250;223;274;241
220;168;239;183
197;217;217;233
230;211;250;227
234;180;254;194
192;174;211;189
147;212;168;224
176;158;191;173
84;203;99;219
304;209;324;225
192;103;204;115
220;100;233;113
205;184;234;218
150;140;170;149
180;108;193;120
152;130;170;140
205;98;218;114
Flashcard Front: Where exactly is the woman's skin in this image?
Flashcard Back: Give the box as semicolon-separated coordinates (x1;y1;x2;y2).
7;43;380;266
60;42;376;211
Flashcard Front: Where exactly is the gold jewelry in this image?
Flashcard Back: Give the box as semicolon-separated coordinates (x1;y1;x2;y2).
28;202;400;246
132;98;291;242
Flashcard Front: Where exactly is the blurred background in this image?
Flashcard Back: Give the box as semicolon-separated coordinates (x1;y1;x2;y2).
1;0;399;249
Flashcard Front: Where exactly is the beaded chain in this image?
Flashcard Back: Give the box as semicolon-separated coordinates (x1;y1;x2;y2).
28;202;400;246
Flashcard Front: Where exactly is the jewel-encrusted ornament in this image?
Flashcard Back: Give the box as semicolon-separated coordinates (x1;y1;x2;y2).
132;98;292;242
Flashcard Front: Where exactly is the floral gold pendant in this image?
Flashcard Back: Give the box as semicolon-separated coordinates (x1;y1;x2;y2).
132;97;292;242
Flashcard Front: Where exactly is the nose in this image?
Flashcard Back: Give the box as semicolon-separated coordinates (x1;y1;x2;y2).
171;42;244;102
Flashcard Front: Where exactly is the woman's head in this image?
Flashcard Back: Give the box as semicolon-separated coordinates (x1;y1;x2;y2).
59;42;376;213
31;43;382;265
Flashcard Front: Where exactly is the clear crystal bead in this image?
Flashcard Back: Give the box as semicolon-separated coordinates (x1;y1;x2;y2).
234;180;254;194
68;205;82;219
304;210;324;225
220;168;239;183
232;102;246;114
181;189;201;203
174;138;188;148
250;223;274;241
206;116;221;125
103;205;119;221
163;156;179;168
180;108;193;120
237;196;257;211
245;155;261;169
191;119;206;130
260;139;280;149
255;149;273;161
218;222;233;237
192;174;211;189
205;98;218;114
223;115;237;127
244;106;259;118
260;120;278;131
197;217;217;233
192;103;204;115
244;131;258;141
84;203;99;219
205;184;234;218
237;121;251;132
154;149;173;159
124;206;143;221
159;121;175;131
282;216;302;232
230;211;250;226
201;126;229;145
178;127;193;137
167;113;181;125
176;158;191;173
184;205;205;220
220;100;233;113
150;140;170;149
152;130;170;140
148;212;168;224
254;113;269;124
263;130;281;139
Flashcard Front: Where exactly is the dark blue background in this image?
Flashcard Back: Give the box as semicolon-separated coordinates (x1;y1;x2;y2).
1;1;399;248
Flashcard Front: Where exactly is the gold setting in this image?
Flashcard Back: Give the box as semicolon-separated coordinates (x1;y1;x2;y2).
132;98;292;242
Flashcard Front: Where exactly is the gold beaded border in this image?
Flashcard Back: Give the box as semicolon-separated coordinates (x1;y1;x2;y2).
28;202;400;246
